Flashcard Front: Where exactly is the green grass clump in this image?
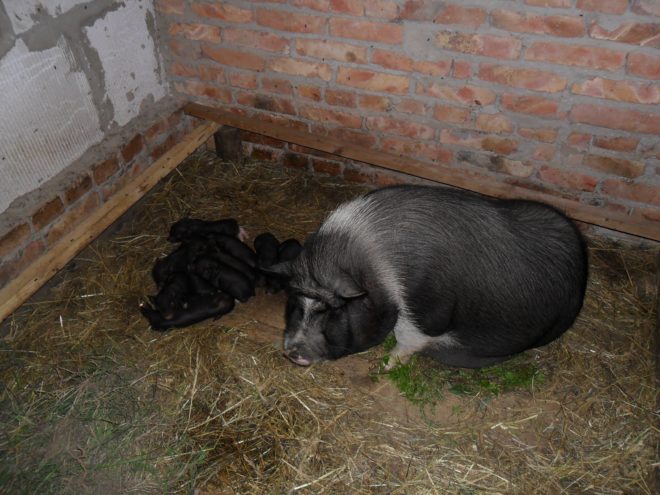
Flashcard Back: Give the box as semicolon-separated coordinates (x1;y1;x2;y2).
378;335;545;406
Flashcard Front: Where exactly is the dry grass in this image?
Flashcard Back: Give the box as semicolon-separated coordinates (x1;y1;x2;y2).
0;150;657;494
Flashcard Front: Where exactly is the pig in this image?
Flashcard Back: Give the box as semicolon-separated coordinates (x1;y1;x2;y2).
140;291;235;331
153;272;192;319
254;232;283;293
266;185;588;368
212;234;257;269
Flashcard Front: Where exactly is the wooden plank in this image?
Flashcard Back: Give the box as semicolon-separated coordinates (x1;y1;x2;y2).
185;102;659;242
0;121;219;324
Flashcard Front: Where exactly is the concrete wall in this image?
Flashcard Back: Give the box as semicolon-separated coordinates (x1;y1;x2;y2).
157;0;660;231
0;0;168;214
0;0;194;288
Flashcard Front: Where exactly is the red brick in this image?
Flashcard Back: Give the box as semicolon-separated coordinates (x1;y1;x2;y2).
517;127;558;143
372;48;451;76
0;223;30;258
601;180;660;206
433;104;471;124
364;0;399;20
156;0;184;15
501;93;559;117
399;0;443;21
121;134;144;162
64;175;92;205
256;9;326;33
479;64;566;93
627;52;660;80
201;44;265;71
150;134;177;160
572;77;660;104
453;60;472;79
476;114;513;134
589;21;660;47
440;130;517;155
337;67;409;95
283;152;310;169
145;118;169;144
491;10;584;37
482;137;518;155
300;105;362;128
344;167;374;184
567;132;591;150
297;39;368;63
435;5;486;28
0;239;45;286
639;207;660;223
197;64;225;84
325;89;356;107
525;42;625;71
570;103;660;135
525;0;570;6
270;58;332;81
169;23;221;43
593;136;639;152
239;93;296;115
577;0;628;14
494;158;535;177
170;62;197;78
358;94;391;112
191;3;252;22
312;158;342;176
93;157;119;185
436;32;521;60
174;80;232;101
223;29;290;53
250;146;280;162
293;0;364;15
46;194;100;245
632;0;660;16
329;18;404;44
262;77;294;95
227;72;256;89
532;144;556;161
396;99;426;115
366;116;434;139
168;39;200;59
539;166;598;192
381;137;453;164
417;81;496;105
298;85;322;101
583;154;645;179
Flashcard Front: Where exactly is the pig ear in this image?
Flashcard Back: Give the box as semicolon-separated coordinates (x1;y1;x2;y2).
260;260;293;279
335;274;366;299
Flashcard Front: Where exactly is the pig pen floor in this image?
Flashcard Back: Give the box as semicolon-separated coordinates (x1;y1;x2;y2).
1;150;657;495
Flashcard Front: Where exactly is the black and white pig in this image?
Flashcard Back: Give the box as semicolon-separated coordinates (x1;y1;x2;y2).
266;185;588;368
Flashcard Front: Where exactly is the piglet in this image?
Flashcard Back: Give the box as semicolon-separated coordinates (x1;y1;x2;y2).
278;238;303;263
192;256;255;302
140;292;235;331
154;272;191;319
212;234;257;269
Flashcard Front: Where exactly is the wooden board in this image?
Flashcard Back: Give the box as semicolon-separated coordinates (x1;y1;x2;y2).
0;121;220;324
185;102;659;242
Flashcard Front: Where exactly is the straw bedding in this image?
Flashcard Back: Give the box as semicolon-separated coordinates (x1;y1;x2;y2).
0;150;657;494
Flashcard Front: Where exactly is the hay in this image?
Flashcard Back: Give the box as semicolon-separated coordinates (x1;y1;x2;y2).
0;150;657;494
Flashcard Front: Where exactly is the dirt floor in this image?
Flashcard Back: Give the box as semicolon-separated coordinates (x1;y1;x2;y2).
0;150;657;494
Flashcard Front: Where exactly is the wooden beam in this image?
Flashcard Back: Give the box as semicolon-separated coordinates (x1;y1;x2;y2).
0;121;219;324
185;102;659;242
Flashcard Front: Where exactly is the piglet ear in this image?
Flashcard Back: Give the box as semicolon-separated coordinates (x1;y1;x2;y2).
335;273;366;300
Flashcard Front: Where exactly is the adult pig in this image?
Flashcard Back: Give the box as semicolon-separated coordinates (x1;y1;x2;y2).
268;185;588;368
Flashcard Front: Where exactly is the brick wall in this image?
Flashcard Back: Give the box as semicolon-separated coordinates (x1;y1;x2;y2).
157;0;660;231
0;107;194;288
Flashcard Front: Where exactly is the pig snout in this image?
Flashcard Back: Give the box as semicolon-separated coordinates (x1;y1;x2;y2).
283;345;312;366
